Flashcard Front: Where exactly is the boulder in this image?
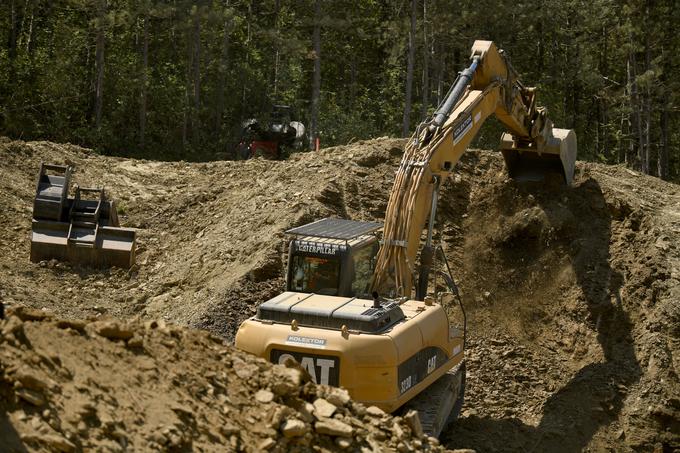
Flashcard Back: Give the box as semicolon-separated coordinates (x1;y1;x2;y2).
255;390;275;404
16;388;46;406
403;410;423;438
92;321;134;340
325;388;350;407
365;406;385;417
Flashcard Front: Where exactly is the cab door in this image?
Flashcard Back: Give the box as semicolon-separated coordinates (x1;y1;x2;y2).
341;240;379;298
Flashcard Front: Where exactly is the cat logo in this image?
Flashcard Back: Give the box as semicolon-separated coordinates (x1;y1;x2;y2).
270;349;340;386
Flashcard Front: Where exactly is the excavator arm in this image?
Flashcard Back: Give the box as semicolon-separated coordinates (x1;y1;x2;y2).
372;40;577;299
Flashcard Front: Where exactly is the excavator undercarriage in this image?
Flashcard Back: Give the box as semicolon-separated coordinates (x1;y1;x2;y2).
30;163;136;268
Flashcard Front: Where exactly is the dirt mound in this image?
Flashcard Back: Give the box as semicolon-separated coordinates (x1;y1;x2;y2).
0;136;678;452
0;137;401;328
439;156;680;452
0;306;444;452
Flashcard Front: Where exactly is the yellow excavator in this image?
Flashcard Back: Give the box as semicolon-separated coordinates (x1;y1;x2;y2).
235;40;577;437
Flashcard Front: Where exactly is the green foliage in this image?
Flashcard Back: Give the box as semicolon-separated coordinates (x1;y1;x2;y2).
0;0;678;179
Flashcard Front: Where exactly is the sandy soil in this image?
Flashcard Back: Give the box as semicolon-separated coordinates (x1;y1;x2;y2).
0;136;678;452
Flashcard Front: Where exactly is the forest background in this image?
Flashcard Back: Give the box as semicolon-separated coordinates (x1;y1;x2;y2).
1;0;677;180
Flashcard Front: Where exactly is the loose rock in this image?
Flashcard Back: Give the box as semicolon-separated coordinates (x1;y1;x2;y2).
92;321;134;340
16;388;46;406
315;419;354;437
313;398;337;418
255;389;275;404
325;387;351;407
281;419;308;438
403;410;423;438
365;406;385;417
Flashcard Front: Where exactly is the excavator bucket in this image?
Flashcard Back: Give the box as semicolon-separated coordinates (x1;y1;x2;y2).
33;163;72;221
30;163;136;268
500;128;577;185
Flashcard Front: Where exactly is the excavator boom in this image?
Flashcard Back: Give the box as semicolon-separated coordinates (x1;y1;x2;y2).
372;40;577;299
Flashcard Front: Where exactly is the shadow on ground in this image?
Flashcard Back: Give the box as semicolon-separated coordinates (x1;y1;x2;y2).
444;178;641;452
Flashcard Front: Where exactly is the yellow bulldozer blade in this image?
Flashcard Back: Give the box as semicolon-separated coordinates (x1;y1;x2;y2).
500;128;577;185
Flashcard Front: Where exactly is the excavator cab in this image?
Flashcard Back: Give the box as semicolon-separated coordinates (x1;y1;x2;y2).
285;218;381;298
238;217;466;437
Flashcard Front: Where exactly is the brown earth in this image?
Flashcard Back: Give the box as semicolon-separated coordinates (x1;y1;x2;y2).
0;136;678;452
0;306;442;452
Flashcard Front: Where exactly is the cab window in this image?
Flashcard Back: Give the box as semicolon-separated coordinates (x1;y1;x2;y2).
290;255;339;296
351;244;377;298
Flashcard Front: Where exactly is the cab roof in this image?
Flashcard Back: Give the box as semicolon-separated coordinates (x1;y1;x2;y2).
286;218;382;241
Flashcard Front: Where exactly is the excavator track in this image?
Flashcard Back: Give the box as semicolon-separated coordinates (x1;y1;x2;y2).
400;361;466;438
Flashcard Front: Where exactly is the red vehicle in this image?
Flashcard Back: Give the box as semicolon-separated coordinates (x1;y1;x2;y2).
237;105;305;160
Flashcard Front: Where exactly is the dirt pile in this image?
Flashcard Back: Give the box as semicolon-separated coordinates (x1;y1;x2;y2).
0;306;444;452
0;137;401;333
439;154;680;452
0;136;678;452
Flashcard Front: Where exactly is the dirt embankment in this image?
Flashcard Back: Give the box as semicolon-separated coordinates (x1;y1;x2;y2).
0;136;678;452
0;306;443;452
439;155;680;452
0;137;402;335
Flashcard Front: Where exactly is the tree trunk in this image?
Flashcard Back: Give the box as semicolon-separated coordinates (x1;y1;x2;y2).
8;0;18;83
191;4;202;146
642;19;651;175
402;0;417;137
309;0;321;150
9;0;18;60
215;3;231;132
240;1;253;122
600;25;609;159
536;0;544;76
570;41;580;130
272;0;280;98
436;40;444;106
601;99;609;159
658;104;669;180
139;11;149;148
349;55;357;110
595;99;600;154
24;0;35;54
17;0;29;49
628;50;643;169
94;0;106;131
618;110;627;164
419;0;429;121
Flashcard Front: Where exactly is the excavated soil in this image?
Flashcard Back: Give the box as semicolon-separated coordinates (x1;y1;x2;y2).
0;306;442;452
0;136;678;452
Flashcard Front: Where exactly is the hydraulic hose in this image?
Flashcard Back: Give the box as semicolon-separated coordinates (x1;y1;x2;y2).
372;55;480;298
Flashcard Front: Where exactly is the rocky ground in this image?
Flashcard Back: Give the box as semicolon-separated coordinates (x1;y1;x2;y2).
0;136;678;452
0;306;442;452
